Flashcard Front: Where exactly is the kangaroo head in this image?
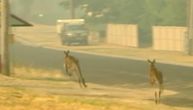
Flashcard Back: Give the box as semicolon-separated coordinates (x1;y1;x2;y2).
64;50;70;56
147;59;156;67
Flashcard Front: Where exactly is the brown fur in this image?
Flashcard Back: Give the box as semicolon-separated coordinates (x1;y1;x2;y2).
64;50;87;88
147;59;164;104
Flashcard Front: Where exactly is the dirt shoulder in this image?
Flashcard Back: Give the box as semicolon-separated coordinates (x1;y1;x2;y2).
0;74;189;110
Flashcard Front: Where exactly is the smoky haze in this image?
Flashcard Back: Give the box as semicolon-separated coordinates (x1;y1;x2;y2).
10;0;73;25
2;1;193;109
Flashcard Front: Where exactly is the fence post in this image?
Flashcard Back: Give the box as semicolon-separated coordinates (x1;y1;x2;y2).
187;0;193;55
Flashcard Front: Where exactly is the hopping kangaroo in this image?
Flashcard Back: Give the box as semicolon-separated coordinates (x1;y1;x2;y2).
64;50;87;88
147;59;164;104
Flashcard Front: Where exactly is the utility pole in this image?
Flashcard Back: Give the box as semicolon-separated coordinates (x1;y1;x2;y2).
1;0;10;75
70;0;75;19
187;0;193;55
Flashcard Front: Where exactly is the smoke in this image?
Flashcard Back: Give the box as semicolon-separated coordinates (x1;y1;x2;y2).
10;0;34;19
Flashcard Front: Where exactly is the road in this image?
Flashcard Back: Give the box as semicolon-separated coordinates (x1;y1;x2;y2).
10;42;193;108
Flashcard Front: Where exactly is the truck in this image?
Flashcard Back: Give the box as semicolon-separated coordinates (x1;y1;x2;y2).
56;19;89;45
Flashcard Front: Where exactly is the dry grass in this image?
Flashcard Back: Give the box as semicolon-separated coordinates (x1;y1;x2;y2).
0;87;183;110
12;65;65;80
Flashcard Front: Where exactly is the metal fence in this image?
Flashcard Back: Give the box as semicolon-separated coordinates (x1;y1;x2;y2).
107;24;138;47
153;26;187;52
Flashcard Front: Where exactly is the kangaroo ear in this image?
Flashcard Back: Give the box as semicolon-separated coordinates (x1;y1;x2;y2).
64;50;69;55
147;59;151;63
153;59;156;63
64;50;70;53
67;50;70;54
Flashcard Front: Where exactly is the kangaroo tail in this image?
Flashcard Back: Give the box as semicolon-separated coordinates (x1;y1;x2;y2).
159;71;164;93
159;83;164;94
76;62;87;88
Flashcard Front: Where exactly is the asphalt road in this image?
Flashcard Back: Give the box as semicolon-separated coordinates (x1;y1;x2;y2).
10;42;193;108
10;42;149;86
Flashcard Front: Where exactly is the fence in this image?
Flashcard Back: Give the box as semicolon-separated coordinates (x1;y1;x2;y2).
107;24;138;47
153;26;187;52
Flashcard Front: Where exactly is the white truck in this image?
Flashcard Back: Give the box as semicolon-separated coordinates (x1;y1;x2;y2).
56;19;89;45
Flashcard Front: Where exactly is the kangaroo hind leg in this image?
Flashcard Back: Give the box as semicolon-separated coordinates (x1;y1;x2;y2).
158;89;162;103
155;91;158;104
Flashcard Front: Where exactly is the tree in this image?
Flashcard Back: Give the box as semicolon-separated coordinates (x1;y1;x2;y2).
158;0;186;26
59;0;83;18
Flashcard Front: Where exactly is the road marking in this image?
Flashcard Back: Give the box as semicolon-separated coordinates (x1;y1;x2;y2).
44;46;193;67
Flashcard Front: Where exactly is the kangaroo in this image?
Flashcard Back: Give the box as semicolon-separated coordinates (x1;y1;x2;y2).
147;59;164;104
64;50;87;88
